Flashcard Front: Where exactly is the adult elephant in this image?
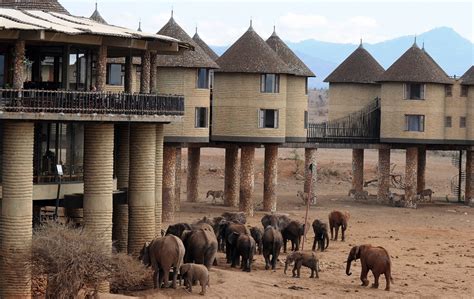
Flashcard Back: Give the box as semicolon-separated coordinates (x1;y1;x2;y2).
312;219;329;251
262;226;283;270
220;222;249;263
181;223;218;270
165;222;192;238
346;244;393;291
281;220;305;252
139;235;185;289
261;214;291;231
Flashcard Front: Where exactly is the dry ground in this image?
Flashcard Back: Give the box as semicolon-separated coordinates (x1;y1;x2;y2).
124;148;474;298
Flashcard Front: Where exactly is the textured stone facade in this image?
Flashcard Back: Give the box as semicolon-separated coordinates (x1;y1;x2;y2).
175;147;182;212
13;40;25;89
140;50;151;94
96;45;107;91
263;145;278;211
240;146;255;216
162;145;176;222
224;146;239;207
465;150;473;205
328;83;380;120
417;147;426;194
405;147;418;208
187;147;201;203
377;148;391;202
150;52;158;93
304;148;317;204
286;76;308;141
112;203;128;253
352;149;364;192
124;55;133;93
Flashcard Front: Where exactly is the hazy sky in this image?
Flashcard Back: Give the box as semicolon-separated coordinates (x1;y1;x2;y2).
62;0;473;46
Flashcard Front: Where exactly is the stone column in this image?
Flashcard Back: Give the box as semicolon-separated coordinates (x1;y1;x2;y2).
0;122;34;298
352;149;364;192
240;146;255;216
465;150;473;205
96;45;107;91
128;124;156;256
377;148;391;202
112;203;128;253
13;40;25;89
405;147;418;208
187;147;201;203
175;147;182;212
224;146;239;207
140;50;151;94
155;125;164;234
124;54;133;93
162;145;176;222
417;147;426;194
304;148;318;204
263;145;278;212
115;124;129;189
150;52;158;93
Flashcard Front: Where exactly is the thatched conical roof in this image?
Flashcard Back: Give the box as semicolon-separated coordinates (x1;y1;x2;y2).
266;29;315;77
461;66;474;85
156;17;218;69
89;3;107;24
379;43;452;84
215;24;290;74
324;44;384;84
0;0;69;14
192;30;219;62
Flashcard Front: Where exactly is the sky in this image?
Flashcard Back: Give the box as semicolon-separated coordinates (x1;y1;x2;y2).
62;0;474;46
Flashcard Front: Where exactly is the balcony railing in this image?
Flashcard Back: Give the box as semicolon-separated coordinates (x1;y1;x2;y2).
0;89;185;116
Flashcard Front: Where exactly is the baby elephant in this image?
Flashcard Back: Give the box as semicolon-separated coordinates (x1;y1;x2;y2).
180;263;210;295
284;251;319;278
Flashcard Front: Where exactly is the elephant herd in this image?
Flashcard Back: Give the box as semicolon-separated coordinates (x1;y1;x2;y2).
139;210;394;294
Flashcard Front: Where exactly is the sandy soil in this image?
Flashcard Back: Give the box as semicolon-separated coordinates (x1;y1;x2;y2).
126;148;474;298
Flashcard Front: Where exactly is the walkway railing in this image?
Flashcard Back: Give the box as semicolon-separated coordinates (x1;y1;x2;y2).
0;89;185;116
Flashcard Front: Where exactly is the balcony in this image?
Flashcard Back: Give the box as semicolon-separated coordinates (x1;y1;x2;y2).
0;89;185;123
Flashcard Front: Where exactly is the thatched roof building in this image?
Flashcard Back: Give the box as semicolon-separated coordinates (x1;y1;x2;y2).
89;2;107;24
193;29;219;61
379;43;453;84
324;44;384;84
0;0;69;14
461;66;474;85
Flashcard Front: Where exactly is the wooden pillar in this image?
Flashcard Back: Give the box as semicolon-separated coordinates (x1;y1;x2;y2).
304;148;318;204
162;145;176;222
96;45;107;91
377;148;391;202
240;146;255;216
128;124;156;256
187;147;201;203
352;149;364;192
465;150;473;206
224;146;239;207
140;50;151;94
175;147;182;212
12;40;25;89
263;145;278;212
150;52;157;93
124;54;133;93
417;147;426;194
0;122;34;298
155;124;164;234
405;147;418;208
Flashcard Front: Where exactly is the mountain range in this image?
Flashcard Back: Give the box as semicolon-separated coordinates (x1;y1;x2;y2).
211;27;474;88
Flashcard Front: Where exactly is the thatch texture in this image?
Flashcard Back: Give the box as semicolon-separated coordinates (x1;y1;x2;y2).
379;44;453;84
266;30;315;77
90;3;107;24
216;26;290;74
461;66;474;85
324;45;384;84
0;0;69;14
157;17;218;69
193;31;219;61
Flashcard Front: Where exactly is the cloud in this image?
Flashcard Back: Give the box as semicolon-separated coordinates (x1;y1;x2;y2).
348;16;377;28
279;13;328;29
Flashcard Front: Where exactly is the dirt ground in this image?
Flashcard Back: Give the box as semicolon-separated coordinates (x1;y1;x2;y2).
127;148;474;298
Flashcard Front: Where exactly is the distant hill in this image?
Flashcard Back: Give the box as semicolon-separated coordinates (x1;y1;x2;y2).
211;27;473;88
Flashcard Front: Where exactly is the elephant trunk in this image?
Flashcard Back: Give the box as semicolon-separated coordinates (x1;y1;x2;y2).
325;232;329;249
346;259;353;276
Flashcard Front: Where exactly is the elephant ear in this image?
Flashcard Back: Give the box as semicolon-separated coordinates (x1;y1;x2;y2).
353;246;360;260
228;231;240;245
139;242;151;267
180;264;190;275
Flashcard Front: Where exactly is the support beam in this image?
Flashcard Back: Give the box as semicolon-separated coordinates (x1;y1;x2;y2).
304;148;318;204
175;147;182;212
162;145;176;222
150;52;157;93
405;147;418;208
12;40;25;89
417;147;426;194
96;45;107;91
352;149;364;192
377;148;391;202
466;150;473;206
128;124;156;256
263;145;278;212
187;147;201;203
240;146;255;216
124;54;133;93
224;146;239;207
155;124;164;234
140;50;151;94
0;122;34;298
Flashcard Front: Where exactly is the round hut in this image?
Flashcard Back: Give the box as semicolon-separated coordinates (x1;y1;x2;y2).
461;66;474;140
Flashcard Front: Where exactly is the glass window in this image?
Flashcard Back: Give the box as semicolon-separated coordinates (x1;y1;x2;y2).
304;111;308;129
107;63;124;86
445;116;452;127
195;107;208;128
405;115;424;132
404;83;425;100
445;85;452;97
460;117;466;128
259;109;279;128
305;78;308;95
260;74;280;93
461;85;469;97
197;68;209;89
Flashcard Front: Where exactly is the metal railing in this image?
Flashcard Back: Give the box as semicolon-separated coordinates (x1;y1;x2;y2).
0;89;185;116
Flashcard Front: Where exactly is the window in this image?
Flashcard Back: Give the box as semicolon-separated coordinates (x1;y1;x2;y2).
259;109;279;128
106;63;124;86
460;117;466;128
404;83;425;100
445;85;452;97
260;74;280;93
461;85;469;97
304;111;308;129
305;78;308;95
445;116;452;128
195;107;208;128
197;68;209;89
405;115;424;132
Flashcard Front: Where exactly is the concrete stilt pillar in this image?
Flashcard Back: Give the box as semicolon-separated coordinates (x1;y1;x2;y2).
377;148;391;202
140;50;151;94
224;146;239;207
155;125;164;234
0;122;34;298
263;145;278;212
240;146;255;216
96;45;107;91
113;124;129;253
187;147;201;203
13;40;25;89
175;148;182;212
112;203;128;253
405;147;418;208
162;145;176;222
465;150;473;206
304;148;318;204
417;147;426;194
124;54;133;93
128;124;156;256
150;52;157;93
352;149;364;192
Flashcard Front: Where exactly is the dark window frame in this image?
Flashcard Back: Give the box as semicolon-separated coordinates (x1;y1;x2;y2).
445;85;452;97
260;74;280;93
405;114;425;132
460;116;467;128
461;85;469;97
404;83;425;100
195;107;208;128
106;63;124;86
197;68;210;89
304;111;308;129
258;109;279;129
445;116;452;128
